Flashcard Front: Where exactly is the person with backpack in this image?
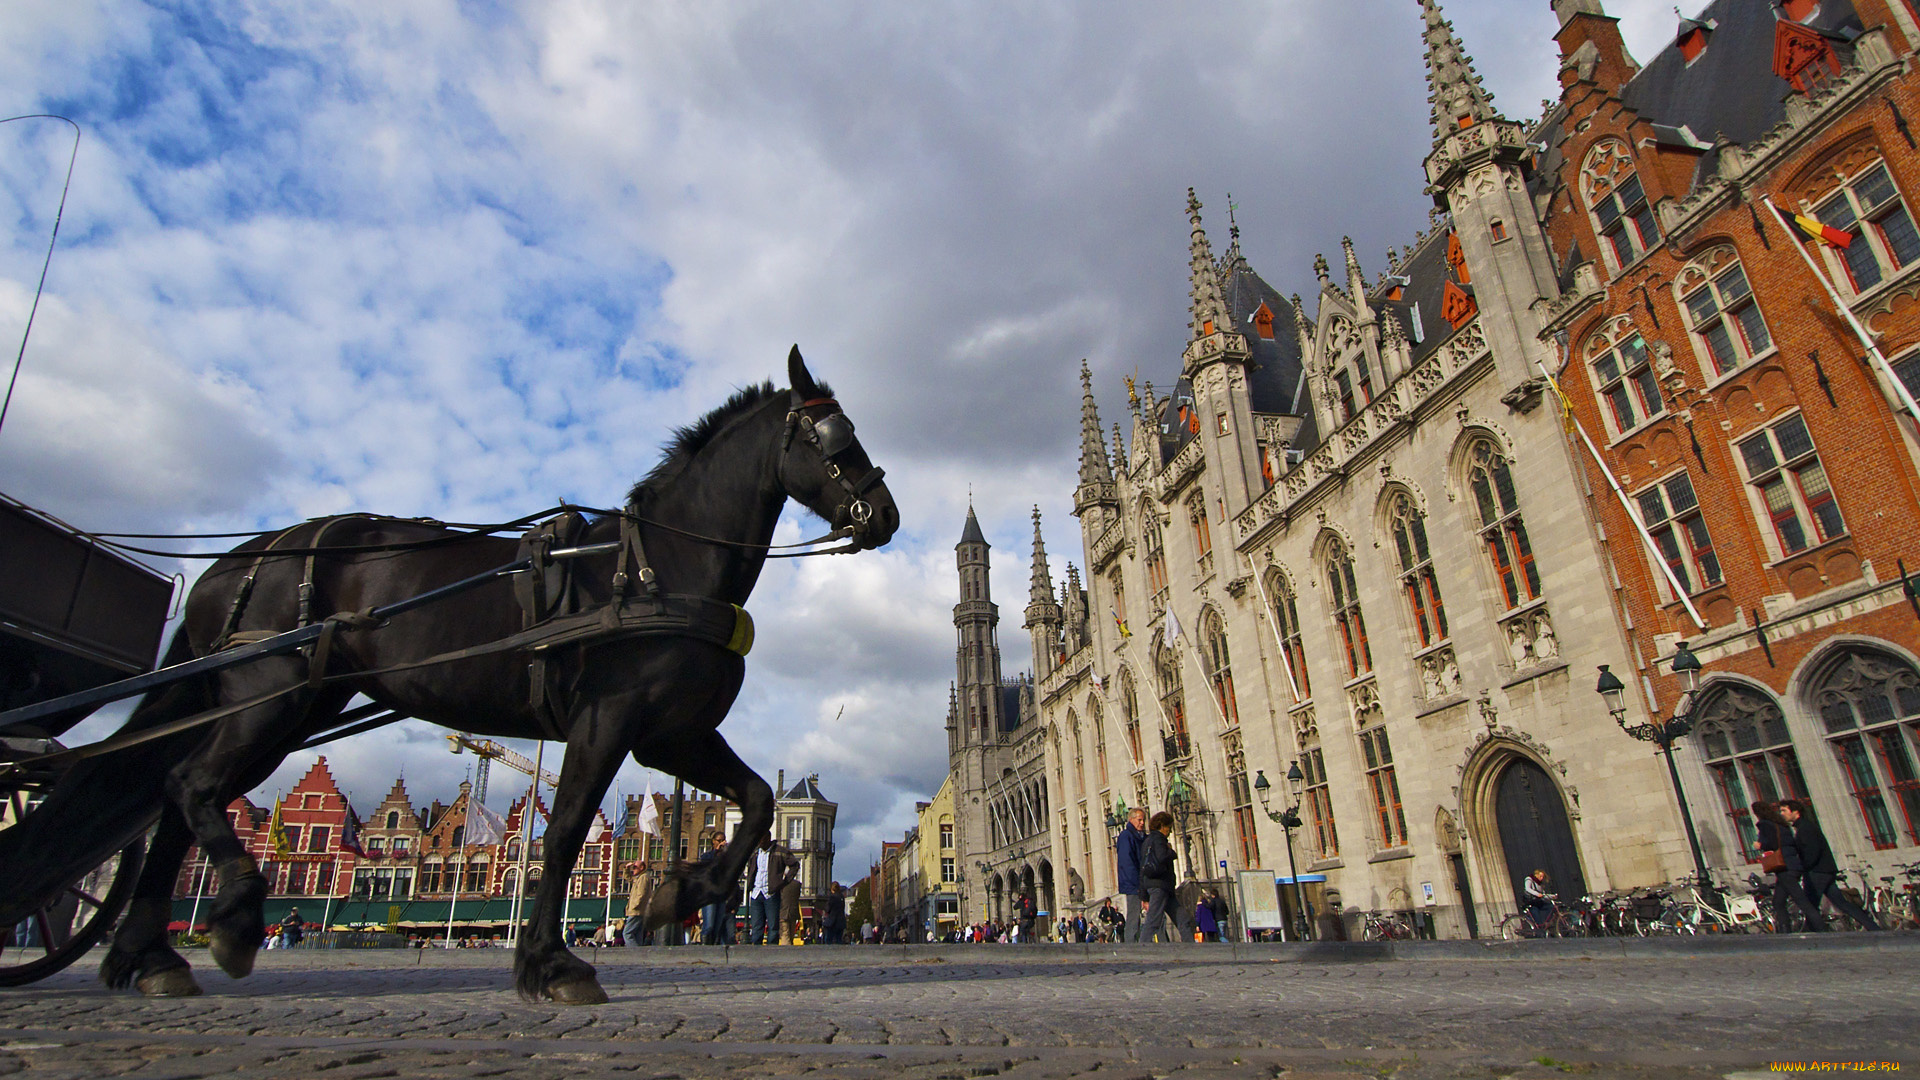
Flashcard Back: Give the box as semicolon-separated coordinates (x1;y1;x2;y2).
1017;891;1038;942
1139;811;1178;943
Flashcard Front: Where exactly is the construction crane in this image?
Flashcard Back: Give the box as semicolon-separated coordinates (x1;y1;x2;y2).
446;734;560;804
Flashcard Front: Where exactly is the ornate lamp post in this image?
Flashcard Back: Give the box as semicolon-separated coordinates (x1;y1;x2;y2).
1254;762;1311;941
1167;769;1196;870
1596;641;1713;886
1102;796;1129;832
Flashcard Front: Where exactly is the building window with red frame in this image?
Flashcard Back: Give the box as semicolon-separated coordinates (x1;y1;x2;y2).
1200;609;1238;726
1636;471;1721;595
1695;684;1808;860
1156;645;1190;760
1736;413;1843;557
1142;513;1169;599
1323;538;1372;678
1585;318;1664;434
1120;669;1143;764
1358;725;1408;849
1267;570;1311;699
1301;746;1339;859
1581;140;1660;271
1814;160;1920;293
1815;648;1920;849
1467;439;1542;609
1677;247;1772;376
1387;491;1447;649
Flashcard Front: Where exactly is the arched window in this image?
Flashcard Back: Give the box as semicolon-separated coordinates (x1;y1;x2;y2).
1067;709;1085;792
450;825;465;849
1142;513;1169;598
1812;648;1920;849
1188;494;1213;569
1267;570;1311;699
1585;317;1663;434
1156;645;1189;759
1581;139;1659;269
1323;536;1372;678
1200;609;1238;726
1090;698;1109;787
1467;440;1542;609
1119;669;1143;764
1811;158;1920;292
1695;683;1807;860
1387;492;1447;649
1676;246;1771;377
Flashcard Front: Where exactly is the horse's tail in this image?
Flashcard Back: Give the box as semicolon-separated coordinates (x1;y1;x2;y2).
0;630;211;925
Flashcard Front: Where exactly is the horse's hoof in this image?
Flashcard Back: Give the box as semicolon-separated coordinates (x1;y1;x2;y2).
545;976;609;1006
135;968;203;997
207;933;257;979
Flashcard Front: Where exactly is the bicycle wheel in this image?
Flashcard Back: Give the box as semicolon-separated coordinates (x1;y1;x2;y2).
1497;914;1534;940
1548;912;1578;938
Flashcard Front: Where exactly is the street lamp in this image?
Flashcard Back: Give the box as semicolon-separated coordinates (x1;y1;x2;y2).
1103;796;1129;831
1596;641;1713;887
1167;769;1196;871
1254;762;1311;941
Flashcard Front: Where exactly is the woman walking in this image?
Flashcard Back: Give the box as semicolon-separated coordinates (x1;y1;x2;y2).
1139;811;1178;943
1754;800;1821;932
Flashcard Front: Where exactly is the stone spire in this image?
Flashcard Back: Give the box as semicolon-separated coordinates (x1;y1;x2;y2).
1186;188;1231;342
1341;236;1366;299
1419;0;1499;143
1028;506;1054;607
1112;422;1126;475
1077;359;1112;487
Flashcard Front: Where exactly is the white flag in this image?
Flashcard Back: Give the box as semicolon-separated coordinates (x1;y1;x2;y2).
586;812;607;844
637;780;661;837
464;796;508;847
1163;608;1183;645
1090;673;1105;694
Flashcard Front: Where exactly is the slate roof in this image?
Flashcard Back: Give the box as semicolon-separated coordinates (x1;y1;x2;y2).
1366;224;1455;371
1618;0;1862;173
782;775;829;802
959;506;987;547
1151;255;1316;464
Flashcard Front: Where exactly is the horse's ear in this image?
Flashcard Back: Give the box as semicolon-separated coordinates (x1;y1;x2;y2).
788;345;818;399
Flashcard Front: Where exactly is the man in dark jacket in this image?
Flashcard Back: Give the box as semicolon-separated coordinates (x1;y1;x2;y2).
1139;811;1178;943
821;881;847;944
1115;807;1146;942
1754;800;1822;932
1780;799;1881;930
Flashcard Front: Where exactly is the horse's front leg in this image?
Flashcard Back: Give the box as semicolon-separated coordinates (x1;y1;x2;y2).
512;697;640;1004
637;728;773;930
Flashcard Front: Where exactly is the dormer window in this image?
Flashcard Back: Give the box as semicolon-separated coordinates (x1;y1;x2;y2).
1774;19;1839;93
1782;0;1818;21
1253;302;1275;339
1679;26;1708;63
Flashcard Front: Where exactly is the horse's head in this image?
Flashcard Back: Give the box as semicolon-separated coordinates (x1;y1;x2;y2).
778;346;899;550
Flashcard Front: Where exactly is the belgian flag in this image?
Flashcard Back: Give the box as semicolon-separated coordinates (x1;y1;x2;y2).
1791;211;1854;248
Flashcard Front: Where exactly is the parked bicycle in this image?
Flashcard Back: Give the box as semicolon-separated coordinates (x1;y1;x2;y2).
1358;910;1416;941
1496;896;1576;939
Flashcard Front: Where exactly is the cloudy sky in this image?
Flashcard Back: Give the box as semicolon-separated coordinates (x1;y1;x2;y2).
1;0;1689;880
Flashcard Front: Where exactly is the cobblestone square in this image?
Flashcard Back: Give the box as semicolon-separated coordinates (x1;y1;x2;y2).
0;937;1913;1079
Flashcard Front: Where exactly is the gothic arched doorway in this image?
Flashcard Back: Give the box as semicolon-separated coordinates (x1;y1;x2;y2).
1493;757;1587;909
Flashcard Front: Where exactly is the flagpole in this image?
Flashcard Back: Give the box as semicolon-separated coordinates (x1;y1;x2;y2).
1249;568;1302;704
508;739;544;948
1762;196;1920;424
1533;351;1707;631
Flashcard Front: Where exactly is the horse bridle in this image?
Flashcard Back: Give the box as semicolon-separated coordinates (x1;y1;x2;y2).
785;393;887;538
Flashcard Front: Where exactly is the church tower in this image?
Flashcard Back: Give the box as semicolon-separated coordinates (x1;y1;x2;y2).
1419;0;1562;387
1023;507;1062;679
1178;191;1265;521
952;505;1007;748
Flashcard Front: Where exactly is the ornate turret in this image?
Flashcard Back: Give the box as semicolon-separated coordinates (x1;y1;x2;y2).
1074;360;1117;518
1181;191;1251;381
1023;507;1063;678
1419;0;1498;143
954;503;1005;746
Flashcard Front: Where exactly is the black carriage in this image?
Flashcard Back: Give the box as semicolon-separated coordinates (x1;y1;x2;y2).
0;494;174;985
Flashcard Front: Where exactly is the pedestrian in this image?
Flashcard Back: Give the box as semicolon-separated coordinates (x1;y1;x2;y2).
1098;898;1121;942
1754;800;1821;933
698;837;733;945
1523;869;1555;932
822;881;847;944
620;857;654;947
281;907;303;949
1140;811;1178;943
1779;799;1882;930
1206;889;1231;942
778;862;803;944
1017;890;1037;943
1195;893;1218;942
1115;807;1147;942
745;836;782;944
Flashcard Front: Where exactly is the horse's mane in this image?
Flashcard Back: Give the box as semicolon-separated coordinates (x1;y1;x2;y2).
627;377;833;506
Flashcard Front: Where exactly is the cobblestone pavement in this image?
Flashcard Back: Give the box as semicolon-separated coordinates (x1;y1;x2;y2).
0;938;1914;1079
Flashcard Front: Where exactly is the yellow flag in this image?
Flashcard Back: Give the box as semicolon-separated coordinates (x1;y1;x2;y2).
269;797;291;857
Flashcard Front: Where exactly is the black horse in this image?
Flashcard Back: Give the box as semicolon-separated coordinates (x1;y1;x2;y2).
0;348;896;1003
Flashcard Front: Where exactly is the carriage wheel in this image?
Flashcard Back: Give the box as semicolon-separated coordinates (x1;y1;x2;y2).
0;836;143;987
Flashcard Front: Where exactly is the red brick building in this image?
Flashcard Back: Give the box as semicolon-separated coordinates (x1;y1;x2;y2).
1536;0;1920;871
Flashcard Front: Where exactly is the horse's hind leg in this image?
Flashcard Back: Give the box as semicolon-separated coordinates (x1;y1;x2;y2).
101;806;202;996
636;727;774;931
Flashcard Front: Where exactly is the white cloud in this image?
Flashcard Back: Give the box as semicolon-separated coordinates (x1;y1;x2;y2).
3;0;1603;880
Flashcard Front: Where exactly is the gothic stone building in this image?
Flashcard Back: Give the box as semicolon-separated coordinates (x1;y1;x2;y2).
1011;0;1920;939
